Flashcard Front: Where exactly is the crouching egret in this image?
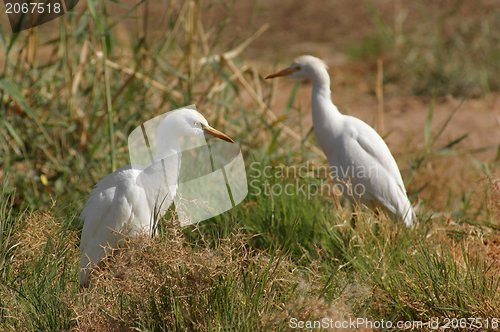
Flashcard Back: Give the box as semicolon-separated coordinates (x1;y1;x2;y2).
266;55;416;227
79;108;234;287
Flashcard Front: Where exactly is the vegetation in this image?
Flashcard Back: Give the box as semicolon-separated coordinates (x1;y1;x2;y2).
351;1;500;96
1;0;499;330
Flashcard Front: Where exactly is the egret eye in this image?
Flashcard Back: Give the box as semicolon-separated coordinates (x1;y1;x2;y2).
295;66;301;71
194;121;201;127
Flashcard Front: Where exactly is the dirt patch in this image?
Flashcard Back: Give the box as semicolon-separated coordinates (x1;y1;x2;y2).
206;0;500;58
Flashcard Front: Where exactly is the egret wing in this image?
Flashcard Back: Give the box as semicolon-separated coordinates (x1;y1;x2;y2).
79;166;149;286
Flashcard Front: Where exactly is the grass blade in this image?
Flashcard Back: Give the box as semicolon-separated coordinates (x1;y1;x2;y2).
435;133;468;154
0;78;52;145
424;94;435;152
430;96;466;149
0;25;7;54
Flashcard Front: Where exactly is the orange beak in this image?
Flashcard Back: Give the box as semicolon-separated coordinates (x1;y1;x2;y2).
265;66;300;79
203;125;234;143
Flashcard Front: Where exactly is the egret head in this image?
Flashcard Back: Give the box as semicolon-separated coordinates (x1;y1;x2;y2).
265;55;329;84
158;108;234;143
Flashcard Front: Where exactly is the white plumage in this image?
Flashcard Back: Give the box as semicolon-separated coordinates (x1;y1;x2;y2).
266;55;416;226
79;108;233;286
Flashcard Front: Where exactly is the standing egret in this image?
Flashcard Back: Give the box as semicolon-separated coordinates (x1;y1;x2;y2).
79;108;234;287
266;55;415;226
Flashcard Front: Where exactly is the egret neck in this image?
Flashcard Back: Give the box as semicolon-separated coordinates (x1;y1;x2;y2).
309;65;343;150
152;121;183;163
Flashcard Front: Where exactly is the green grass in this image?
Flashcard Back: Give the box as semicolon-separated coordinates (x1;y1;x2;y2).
353;1;500;97
1;0;500;330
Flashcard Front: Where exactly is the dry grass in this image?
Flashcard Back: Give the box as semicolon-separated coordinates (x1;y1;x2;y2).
1;0;500;330
73;223;356;331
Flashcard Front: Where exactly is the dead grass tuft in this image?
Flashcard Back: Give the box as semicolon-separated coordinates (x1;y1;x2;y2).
8;202;80;275
73;221;352;331
409;154;498;224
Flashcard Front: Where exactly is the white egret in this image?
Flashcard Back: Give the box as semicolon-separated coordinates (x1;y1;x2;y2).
266;55;416;226
79;108;234;287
